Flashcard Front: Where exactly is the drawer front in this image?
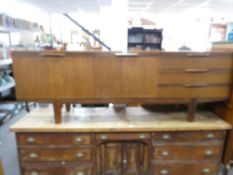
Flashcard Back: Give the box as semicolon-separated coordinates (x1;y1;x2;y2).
18;133;92;146
153;131;225;144
158;55;233;69
152;163;218;175
158;72;232;84
96;133;150;141
23;165;92;175
20;148;92;162
156;86;231;98
153;145;222;161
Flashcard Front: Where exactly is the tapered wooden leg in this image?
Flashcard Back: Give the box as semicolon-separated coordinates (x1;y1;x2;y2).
53;100;62;124
187;98;197;122
65;103;71;112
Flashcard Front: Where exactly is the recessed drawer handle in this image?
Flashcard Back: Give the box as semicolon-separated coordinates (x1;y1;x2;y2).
27;137;35;143
76;172;85;175
202;168;211;174
187;53;211;57
184;84;208;88
29;153;38;159
100;135;108;140
160;169;169;175
206;133;214;139
205;150;213;156
161;151;169;157
75;137;83;143
139;134;146;139
185;68;209;73
31;171;39;175
162;134;171;140
76;153;84;158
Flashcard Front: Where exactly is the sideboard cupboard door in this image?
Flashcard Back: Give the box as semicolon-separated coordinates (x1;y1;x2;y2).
123;143;148;175
97;143;122;175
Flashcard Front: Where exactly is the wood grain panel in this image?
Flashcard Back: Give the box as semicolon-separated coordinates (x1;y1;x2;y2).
152;162;218;175
20;147;92;162
157;86;231;98
17;133;92;146
158;72;233;84
153;144;223;161
158;54;233;69
152;131;225;144
22;164;92;175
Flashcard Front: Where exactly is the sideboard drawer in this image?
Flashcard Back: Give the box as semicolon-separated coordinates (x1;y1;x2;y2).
18;133;92;146
156;86;231;98
96;133;150;141
152;163;218;175
23;164;92;175
153;131;225;144
153;145;222;161
20;147;92;162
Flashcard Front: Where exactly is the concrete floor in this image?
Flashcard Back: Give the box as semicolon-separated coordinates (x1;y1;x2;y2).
0;109;233;175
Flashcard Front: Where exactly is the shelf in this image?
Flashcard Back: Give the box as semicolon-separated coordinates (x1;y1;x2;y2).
0;59;12;68
0;26;39;33
0;81;15;93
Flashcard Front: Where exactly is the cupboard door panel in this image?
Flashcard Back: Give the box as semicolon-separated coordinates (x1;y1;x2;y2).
97;143;122;175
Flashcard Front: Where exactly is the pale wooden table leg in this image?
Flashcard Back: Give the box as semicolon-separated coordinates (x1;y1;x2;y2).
53;100;62;124
187;98;197;122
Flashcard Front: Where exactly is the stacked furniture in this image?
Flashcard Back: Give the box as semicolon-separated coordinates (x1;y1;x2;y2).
11;50;233;175
11;107;231;175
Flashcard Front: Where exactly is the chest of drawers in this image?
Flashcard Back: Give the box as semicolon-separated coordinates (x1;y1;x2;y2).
11;107;231;175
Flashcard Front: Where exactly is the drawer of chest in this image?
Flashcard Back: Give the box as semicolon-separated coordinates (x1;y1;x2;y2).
96;133;150;141
153;145;222;161
152;163;218;175
17;133;92;146
153;131;225;144
158;72;232;84
156;85;230;98
20;147;92;162
22;164;92;175
158;54;233;69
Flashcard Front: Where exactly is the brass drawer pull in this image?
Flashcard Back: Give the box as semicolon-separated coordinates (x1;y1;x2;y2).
29;153;38;159
123;159;128;164
185;68;209;73
75;137;83;143
100;135;108;140
31;171;39;175
27;137;35;143
76;172;85;175
202;168;210;174
184;83;208;88
206;133;214;139
205;150;213;156
161;151;169;157
160;169;169;175
186;53;210;57
76;152;84;158
139;134;146;139
162;134;171;140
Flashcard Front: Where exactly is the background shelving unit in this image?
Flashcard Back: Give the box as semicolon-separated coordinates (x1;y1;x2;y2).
128;27;163;51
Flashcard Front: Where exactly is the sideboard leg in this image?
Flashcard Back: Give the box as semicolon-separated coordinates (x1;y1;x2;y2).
65;103;71;112
187;98;197;122
53;100;62;124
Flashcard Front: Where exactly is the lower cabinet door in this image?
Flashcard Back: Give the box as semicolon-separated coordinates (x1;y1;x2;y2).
22;164;92;175
152;163;219;175
96;142;149;175
123;143;148;175
97;143;122;175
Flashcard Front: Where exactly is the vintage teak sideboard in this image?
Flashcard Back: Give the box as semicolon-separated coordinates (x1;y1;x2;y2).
11;107;231;175
11;51;233;174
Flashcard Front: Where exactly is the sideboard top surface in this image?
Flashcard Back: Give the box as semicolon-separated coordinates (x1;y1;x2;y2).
10;107;231;132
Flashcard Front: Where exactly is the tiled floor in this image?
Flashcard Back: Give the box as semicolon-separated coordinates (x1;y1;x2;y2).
0;109;232;175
